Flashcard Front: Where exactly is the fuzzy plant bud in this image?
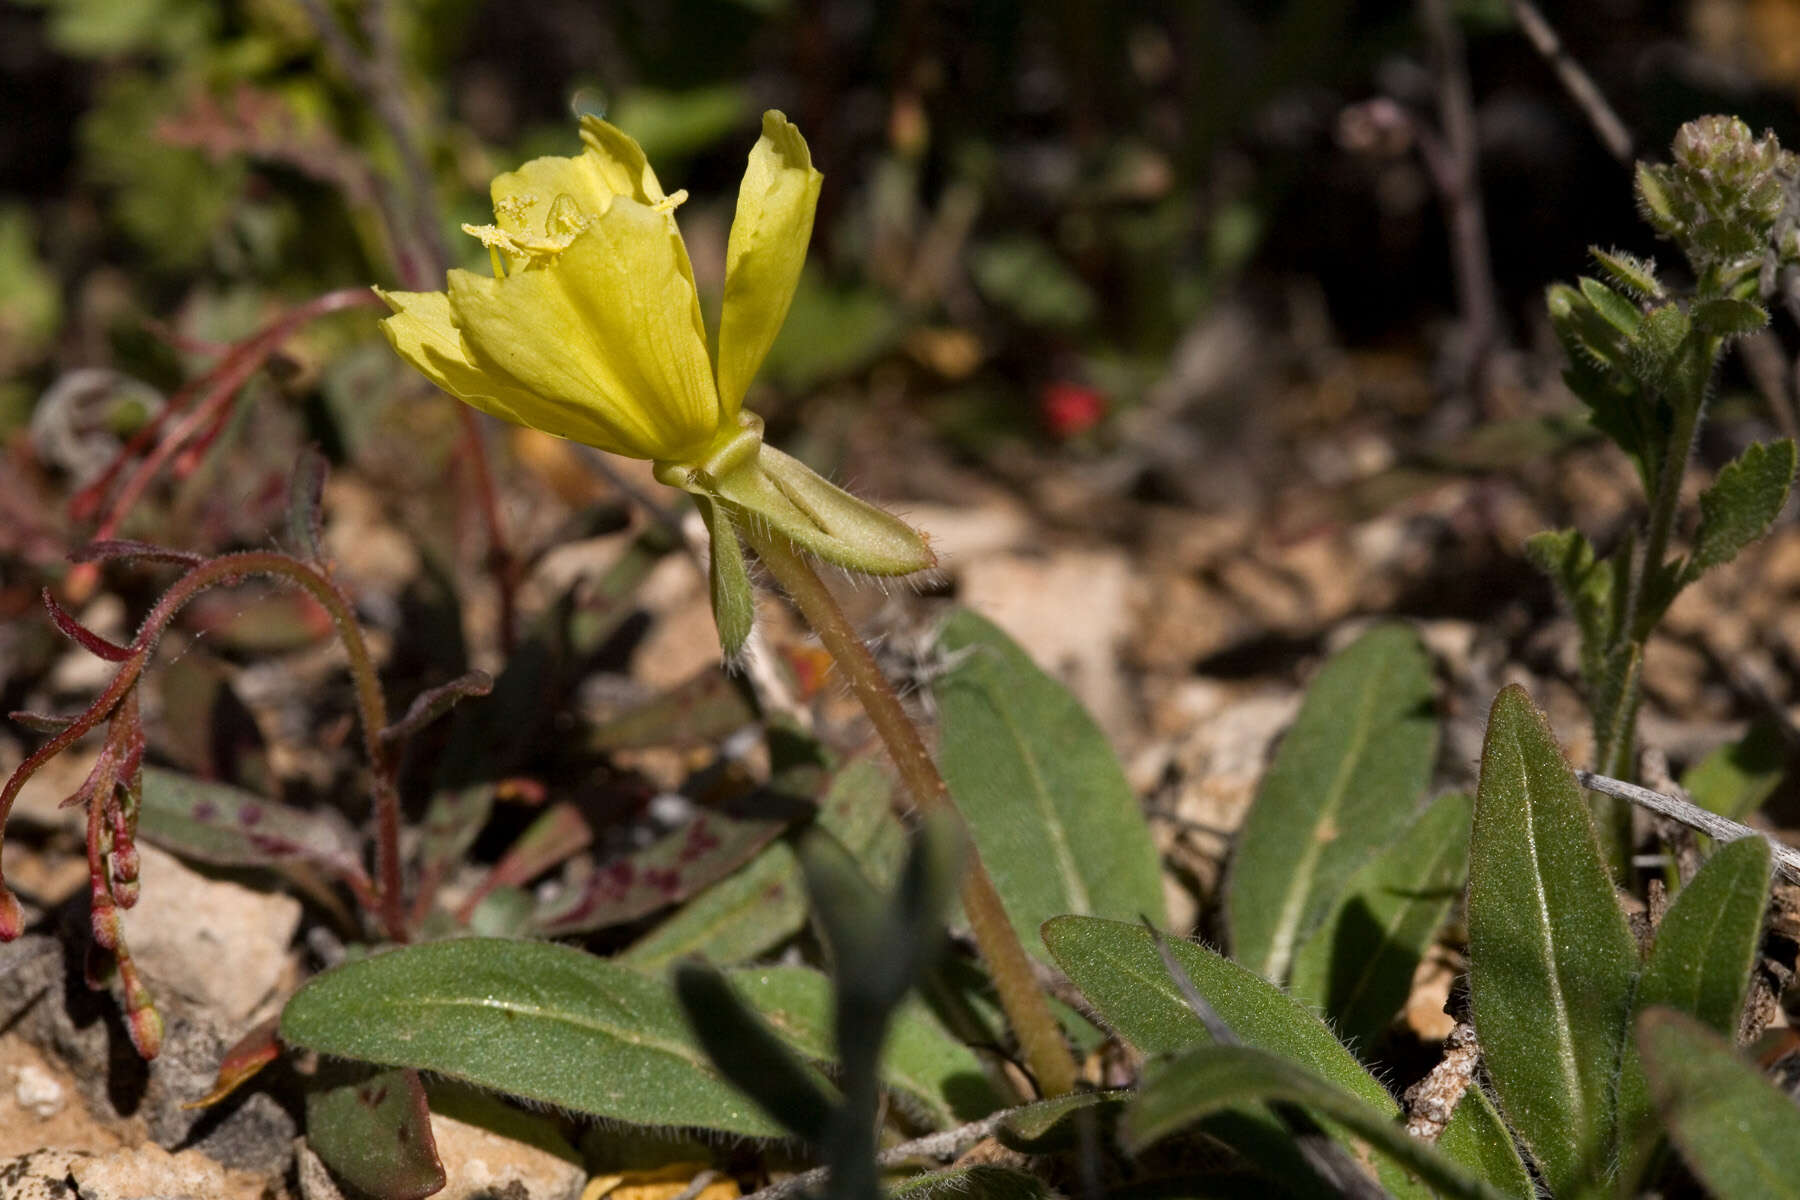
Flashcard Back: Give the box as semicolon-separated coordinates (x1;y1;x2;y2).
1639;116;1800;291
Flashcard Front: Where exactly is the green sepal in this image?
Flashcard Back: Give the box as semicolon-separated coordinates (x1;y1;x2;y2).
1591;247;1665;301
658;412;935;577
694;494;755;660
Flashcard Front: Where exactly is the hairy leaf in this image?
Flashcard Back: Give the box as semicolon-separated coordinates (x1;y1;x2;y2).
138;768;364;884
1617;836;1773;1169
1682;719;1787;821
1289;791;1471;1052
932;608;1164;959
1126;1045;1506;1200
1687;439;1797;578
1228;624;1438;983
726;965;1000;1127
1638;1008;1800;1197
622;759;903;968
1467;686;1637;1199
280;938;788;1135
304;1066;443;1200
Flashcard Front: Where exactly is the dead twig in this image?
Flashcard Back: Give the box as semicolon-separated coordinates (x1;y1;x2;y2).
1575;770;1800;883
1419;0;1502;405
1507;0;1633;164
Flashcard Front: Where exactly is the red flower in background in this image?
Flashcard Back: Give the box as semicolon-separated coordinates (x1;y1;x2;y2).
1039;381;1107;438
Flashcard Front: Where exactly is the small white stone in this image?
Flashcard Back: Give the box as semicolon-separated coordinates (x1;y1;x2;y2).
13;1062;64;1118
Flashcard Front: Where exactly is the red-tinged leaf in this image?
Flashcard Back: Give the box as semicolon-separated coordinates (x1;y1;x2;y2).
12;710;78;735
69;539;207;567
136;768;369;889
380;671;495;748
184;1015;282;1109
181;589;333;653
43;590;133;661
304;1065;444;1200
531;800;801;936
455;802;592;924
587;667;759;751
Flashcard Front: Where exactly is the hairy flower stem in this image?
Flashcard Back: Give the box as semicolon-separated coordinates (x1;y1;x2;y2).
741;524;1079;1098
1598;349;1717;783
0;551;405;943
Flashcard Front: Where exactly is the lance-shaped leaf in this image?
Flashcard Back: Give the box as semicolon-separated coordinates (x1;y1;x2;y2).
587;667;759;751
993;1090;1130;1152
726;964;1000;1128
622;758;903;968
696;495;755;659
304;1066;444;1200
1616;835;1773;1168
1437;1089;1534;1200
1685;439;1797;580
1289;791;1472;1052
931;608;1164;960
1126;1045;1507;1200
672;962;838;1142
1042;914;1441;1196
1467;686;1637;1199
529;791;800;936
1638;1008;1800;1197
280;938;789;1135
1682;719;1787;821
138;768;365;885
1228;624;1438;983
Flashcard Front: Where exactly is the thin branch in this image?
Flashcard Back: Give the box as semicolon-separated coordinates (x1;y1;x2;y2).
1575;770;1800;882
1419;0;1502;401
1507;0;1632;164
741;1112;1008;1200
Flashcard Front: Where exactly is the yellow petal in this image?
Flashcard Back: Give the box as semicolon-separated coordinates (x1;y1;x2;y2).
488;151;618;244
716;111;822;419
577;117;670;205
375;287;541;432
447;198;721;462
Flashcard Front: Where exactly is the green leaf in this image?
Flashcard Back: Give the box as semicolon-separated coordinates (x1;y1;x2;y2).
993;1090;1130;1152
932;609;1165;959
1687;439;1797;578
587;666;759;751
1125;1046;1507;1200
303;1066;444;1200
890;1166;1051;1200
1578;276;1643;336
1227;624;1438;983
622;759;903;969
671;962;838;1142
1466;686;1637;1199
726;965;1001;1128
1682;719;1788;821
696;495;755;659
138;767;364;882
1590;247;1664;300
1289;792;1472;1052
1523;528;1623;691
1638;1008;1800;1198
1617;836;1773;1166
1692;296;1769;337
1437;1088;1534;1199
1042;916;1410;1175
279;938;788;1135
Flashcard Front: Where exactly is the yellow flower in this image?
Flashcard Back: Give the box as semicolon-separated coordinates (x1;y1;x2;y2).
376;110;933;654
376;111;822;464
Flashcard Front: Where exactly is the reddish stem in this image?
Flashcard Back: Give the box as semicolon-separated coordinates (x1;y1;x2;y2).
0;551;405;942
